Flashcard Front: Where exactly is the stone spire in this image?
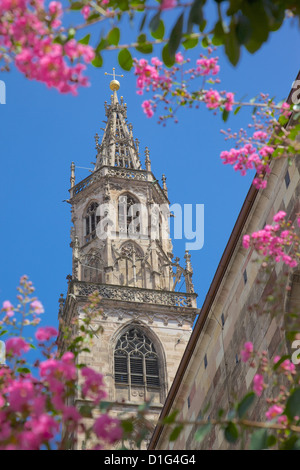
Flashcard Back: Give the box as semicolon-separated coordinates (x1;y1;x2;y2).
94;72;141;171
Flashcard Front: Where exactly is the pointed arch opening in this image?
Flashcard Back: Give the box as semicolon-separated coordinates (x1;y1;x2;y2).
118;193;141;237
84;201;100;243
113;325;166;404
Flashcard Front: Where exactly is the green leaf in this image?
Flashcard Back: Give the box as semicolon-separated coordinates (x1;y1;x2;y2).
149;12;160;34
266;435;277;448
182;35;198;50
107;27;120;46
236;15;252;45
139;12;147;31
237;392;256;418
234;106;241;115
96;38;108;53
250;429;268;450
121;420;134;433
151;19;165;40
53;35;67;45
168;13;184;57
118;48;133;71
163;410;179;424
201;36;210;48
222;109;229;122
87;12;100;22
135;34;153;54
224;24;240;66
194;423;211;442
224;422;239;443
17;367;31;374
92;54;103;68
285;388;300;421
280;435;300;450
212;20;225;46
188;0;204;29
169;425;184;441
70;1;84;10
162;43;175;68
78;34;90;45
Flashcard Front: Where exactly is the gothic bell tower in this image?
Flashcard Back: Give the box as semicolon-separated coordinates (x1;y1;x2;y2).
58;73;199;447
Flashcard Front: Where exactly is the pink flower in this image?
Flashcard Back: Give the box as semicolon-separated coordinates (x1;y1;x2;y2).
35;326;58;342
265;405;284;421
253;374;265;396
63;406;81;423
196;57;219;76
253;131;268;141
224;92;234;112
204;90;221;110
81;5;90;20
81;367;107;404
6;337;30;356
93;415;122;444
243;234;251;249
142;100;154;118
7;379;35;412
30;300;44;314
175;52;184;64
241;342;253;362
273;211;286;222
160;0;177;10
2;300;14;317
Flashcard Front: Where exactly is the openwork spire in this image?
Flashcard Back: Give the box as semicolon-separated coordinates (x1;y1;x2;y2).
94;73;142;171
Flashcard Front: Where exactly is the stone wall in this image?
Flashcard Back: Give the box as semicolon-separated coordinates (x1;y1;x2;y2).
153;154;300;450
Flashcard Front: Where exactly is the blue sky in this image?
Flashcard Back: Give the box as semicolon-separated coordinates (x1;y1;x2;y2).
0;9;299;335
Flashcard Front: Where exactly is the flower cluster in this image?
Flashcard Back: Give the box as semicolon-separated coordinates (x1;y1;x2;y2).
0;1;94;94
0;277;123;450
220;143;272;189
133;50;235;122
240;341;297;427
243;211;300;268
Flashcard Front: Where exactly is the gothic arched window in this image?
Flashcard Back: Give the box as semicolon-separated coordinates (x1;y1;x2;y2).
118;194;141;236
114;328;160;388
85;202;100;243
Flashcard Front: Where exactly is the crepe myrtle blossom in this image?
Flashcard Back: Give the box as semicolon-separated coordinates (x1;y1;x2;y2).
160;0;177;10
241;342;253;363
253;374;265;396
6;337;30;356
265;405;285;422
93;414;123;444
30;300;44;314
242;211;300;268
0;1;94;94
35;326;58;342
2;300;14;317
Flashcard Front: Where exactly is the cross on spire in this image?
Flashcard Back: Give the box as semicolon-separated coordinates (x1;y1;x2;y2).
105;67;124;92
104;67;124;81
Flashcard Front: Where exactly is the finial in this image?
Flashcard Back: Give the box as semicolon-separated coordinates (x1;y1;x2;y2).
95;133;99;150
105;67;124;91
135;138;140;154
70;161;75;188
128;123;133;136
162;174;168;196
145;147;151;172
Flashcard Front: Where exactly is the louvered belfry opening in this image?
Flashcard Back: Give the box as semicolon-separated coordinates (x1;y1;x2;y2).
114;328;160;390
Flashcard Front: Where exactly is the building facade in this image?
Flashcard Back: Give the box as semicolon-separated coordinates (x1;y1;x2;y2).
149;79;300;450
58;77;199;448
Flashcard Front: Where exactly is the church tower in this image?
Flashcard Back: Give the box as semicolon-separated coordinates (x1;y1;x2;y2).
58;73;199;448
